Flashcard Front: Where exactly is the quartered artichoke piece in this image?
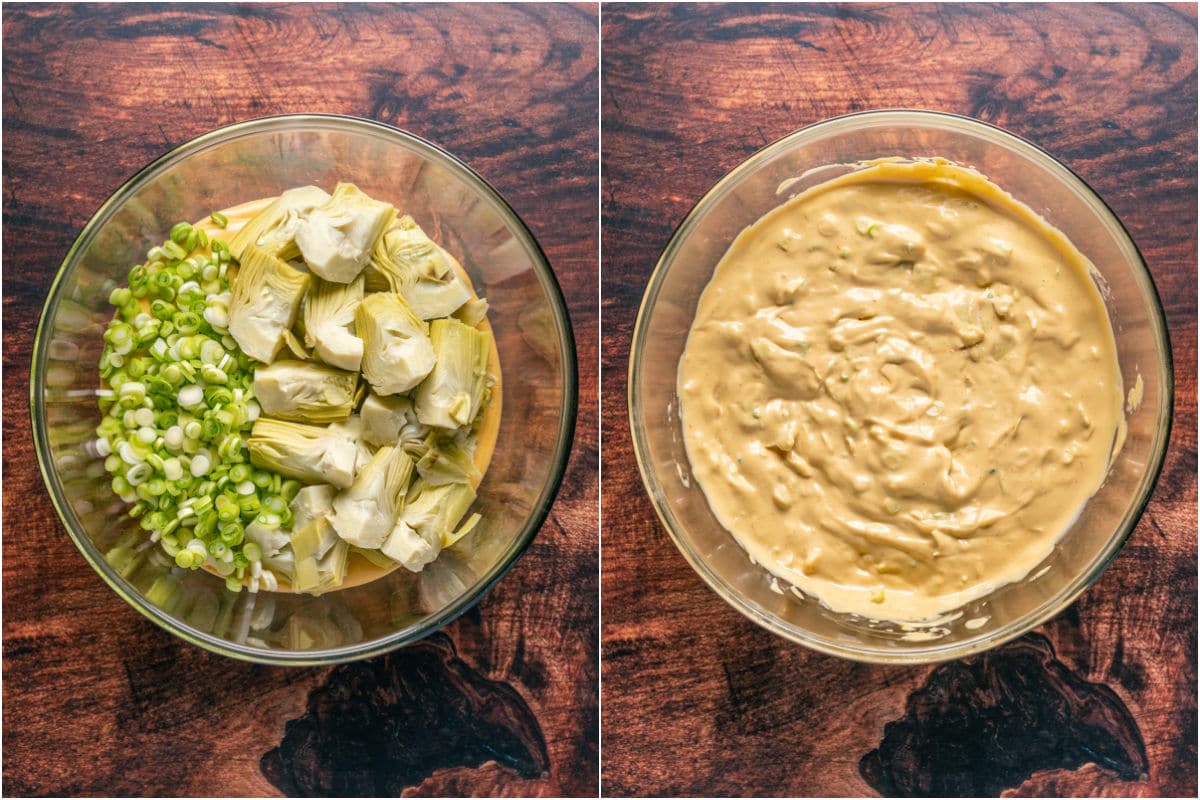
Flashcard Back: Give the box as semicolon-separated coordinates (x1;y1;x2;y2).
292;516;341;562
329;445;414;549
415;432;481;487
246;418;358;489
326;412;374;472
367;214;472;319
295;182;395;284
262;548;295;583
228;246;310;364
381;479;479;571
414;318;491;429
356;292;435;395
252;360;358;423
359;392;412;448
303;275;365;371
380;518;440;573
289;484;336;532
454;297;490;327
291;523;349;595
228;185;331;263
350;546;395;569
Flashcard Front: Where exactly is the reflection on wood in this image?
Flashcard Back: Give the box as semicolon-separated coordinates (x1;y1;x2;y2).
261;632;549;797
859;633;1147;797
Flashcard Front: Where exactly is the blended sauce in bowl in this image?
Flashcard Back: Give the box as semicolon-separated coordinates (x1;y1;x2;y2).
678;159;1124;621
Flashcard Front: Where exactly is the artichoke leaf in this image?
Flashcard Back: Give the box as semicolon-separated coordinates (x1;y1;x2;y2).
443;512;482;549
415;432;481;487
281;328;311;360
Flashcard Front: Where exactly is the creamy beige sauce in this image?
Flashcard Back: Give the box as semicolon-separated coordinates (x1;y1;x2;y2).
192;197;503;592
678;160;1124;621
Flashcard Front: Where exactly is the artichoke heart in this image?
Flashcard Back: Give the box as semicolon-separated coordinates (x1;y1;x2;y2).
247;418;357;489
414;318;491;429
357;292;435;395
228;246;310;364
415;432;481;487
367;214;472;319
326;412;374;472
360;392;412;448
263;548;296;582
291;516;341;562
380;479;477;570
329;445;414;549
303;275;365;371
380;519;440;573
454;297;490;327
252;360;358;423
289;484;336;532
350;546;395;570
244;519;291;558
228;185;330;262
292;536;349;595
295;182;395;283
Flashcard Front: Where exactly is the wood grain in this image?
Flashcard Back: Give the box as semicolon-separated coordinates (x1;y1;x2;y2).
2;3;597;797
601;3;1196;797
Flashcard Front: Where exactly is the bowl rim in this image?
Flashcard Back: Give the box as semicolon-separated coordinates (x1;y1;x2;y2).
627;108;1175;664
30;112;579;665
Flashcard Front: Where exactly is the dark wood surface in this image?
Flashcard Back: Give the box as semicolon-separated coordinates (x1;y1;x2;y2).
601;3;1196;797
2;4;597;797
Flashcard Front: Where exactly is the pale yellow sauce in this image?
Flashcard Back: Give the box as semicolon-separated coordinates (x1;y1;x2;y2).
678;160;1124;621
192;197;502;592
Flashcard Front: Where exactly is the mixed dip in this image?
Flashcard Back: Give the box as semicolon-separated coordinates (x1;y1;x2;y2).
678;160;1123;621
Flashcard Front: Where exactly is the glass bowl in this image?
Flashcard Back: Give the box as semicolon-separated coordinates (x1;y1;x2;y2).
628;110;1173;663
32;114;577;665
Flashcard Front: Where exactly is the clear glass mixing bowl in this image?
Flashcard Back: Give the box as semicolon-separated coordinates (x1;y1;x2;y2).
32;114;577;664
628;110;1173;663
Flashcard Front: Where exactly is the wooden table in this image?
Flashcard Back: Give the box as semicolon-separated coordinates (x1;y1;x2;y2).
2;4;597;796
601;4;1196;797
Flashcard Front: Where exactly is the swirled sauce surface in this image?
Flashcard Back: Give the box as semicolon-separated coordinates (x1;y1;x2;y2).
678;161;1123;621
